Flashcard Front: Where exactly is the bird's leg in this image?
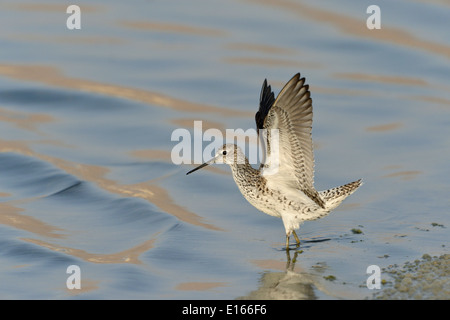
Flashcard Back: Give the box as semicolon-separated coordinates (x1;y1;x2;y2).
285;234;290;251
292;230;301;247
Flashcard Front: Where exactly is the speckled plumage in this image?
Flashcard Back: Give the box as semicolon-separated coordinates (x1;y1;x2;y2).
187;73;362;249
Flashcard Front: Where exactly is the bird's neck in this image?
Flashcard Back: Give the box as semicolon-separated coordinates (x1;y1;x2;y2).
229;157;260;186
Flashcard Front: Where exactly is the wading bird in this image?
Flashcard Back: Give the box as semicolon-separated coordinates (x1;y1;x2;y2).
187;73;362;250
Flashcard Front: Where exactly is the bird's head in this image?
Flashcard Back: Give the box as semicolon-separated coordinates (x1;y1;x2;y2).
186;143;246;175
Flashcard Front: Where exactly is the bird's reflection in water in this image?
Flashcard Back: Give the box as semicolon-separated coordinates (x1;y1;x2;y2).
240;238;332;300
238;251;316;300
286;236;331;268
240;250;317;300
285;248;300;270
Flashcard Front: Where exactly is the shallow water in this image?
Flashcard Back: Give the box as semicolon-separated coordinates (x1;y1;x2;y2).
0;0;449;299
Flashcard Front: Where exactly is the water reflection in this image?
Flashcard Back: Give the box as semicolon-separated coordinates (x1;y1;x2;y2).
248;0;450;59
0;202;65;239
0;130;222;231
0;64;249;116
240;251;318;300
119;20;227;37
23;237;157;264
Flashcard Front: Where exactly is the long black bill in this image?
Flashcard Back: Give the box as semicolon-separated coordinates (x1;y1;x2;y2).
186;162;209;175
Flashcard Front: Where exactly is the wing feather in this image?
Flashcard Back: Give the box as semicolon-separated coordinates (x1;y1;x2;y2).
260;73;325;208
255;79;275;132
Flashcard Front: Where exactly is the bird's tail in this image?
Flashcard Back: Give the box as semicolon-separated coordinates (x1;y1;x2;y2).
319;179;362;211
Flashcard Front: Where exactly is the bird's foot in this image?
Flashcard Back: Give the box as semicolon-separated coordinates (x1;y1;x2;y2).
292;230;301;247
285;231;301;251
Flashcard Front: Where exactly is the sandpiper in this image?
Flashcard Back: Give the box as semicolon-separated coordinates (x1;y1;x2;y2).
187;73;362;250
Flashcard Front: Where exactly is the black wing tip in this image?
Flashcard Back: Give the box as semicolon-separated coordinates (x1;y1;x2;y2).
260;78;273;98
257;77;276;130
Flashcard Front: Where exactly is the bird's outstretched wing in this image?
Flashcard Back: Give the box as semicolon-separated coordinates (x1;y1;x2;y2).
258;73;325;208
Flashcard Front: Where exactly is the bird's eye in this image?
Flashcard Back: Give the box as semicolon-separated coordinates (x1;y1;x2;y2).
222;150;227;155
